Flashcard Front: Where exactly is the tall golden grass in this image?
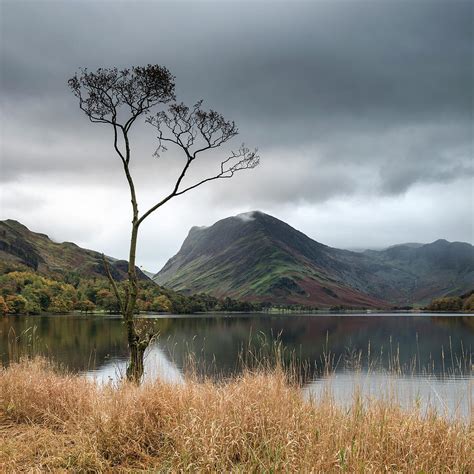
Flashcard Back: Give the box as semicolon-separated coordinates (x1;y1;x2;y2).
0;358;472;472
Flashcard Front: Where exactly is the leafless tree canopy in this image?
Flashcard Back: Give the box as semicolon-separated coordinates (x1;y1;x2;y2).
140;102;259;222
149;101;238;157
68;65;175;131
68;68;259;214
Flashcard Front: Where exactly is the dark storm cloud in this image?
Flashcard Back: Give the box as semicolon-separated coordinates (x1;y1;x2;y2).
1;0;472;201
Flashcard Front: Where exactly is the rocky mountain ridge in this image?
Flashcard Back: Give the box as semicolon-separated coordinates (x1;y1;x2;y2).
154;211;474;307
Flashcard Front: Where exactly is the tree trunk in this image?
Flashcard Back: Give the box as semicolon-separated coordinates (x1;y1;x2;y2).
124;221;151;383
126;333;146;383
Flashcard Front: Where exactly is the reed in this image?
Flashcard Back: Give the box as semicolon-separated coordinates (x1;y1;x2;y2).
1;358;472;472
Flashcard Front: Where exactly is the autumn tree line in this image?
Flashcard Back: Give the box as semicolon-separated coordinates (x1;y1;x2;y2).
1;268;471;316
0;270;264;316
425;290;474;312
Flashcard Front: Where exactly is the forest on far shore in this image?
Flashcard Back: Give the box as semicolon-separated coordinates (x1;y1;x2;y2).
0;270;265;315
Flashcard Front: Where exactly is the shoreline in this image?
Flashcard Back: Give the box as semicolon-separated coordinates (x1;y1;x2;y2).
3;310;473;318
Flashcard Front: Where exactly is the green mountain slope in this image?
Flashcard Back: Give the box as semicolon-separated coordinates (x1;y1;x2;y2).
0;220;264;315
154;212;474;307
0;219;149;282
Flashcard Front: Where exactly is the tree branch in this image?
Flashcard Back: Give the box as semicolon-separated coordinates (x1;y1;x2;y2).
137;146;259;225
102;254;125;314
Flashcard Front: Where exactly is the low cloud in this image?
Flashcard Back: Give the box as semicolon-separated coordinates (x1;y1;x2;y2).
236;212;257;222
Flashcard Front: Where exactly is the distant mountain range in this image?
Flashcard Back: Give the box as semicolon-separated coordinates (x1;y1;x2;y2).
0;219;149;281
1;216;472;308
153;211;474;307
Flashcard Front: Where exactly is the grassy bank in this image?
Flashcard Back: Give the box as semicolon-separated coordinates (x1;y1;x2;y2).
0;359;472;472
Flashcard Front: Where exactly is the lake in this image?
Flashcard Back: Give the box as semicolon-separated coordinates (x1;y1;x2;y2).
1;313;472;419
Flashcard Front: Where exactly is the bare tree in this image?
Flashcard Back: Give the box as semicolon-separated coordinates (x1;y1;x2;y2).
68;66;259;382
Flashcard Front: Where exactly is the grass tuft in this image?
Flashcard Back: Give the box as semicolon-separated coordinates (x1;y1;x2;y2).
1;358;472;471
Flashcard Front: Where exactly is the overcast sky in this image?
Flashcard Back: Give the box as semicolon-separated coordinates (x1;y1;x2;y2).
1;0;472;271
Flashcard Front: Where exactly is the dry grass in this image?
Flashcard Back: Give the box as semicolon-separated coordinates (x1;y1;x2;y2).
0;358;472;472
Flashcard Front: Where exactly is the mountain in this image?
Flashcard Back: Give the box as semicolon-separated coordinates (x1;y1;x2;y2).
2;216;472;309
364;239;474;302
385;243;424;250
154;211;474;307
0;219;149;281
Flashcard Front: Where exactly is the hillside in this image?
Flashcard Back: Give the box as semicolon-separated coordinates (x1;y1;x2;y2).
0;219;149;281
0;220;262;314
154;211;474;307
364;240;474;303
2;216;472;309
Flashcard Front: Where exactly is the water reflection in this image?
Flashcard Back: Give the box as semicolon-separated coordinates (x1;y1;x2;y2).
304;373;473;420
86;346;185;386
0;314;127;371
1;313;472;417
148;315;473;380
1;314;473;377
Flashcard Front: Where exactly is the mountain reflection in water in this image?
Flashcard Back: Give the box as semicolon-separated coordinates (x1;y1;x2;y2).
1;314;472;418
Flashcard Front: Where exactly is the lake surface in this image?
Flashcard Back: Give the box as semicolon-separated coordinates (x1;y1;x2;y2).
1;313;473;419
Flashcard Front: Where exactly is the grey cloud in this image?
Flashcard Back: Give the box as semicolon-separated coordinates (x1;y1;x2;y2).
2;1;471;118
378;130;473;195
0;0;472;262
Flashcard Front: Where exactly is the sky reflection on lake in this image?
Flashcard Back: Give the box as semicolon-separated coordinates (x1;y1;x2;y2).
2;313;472;418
